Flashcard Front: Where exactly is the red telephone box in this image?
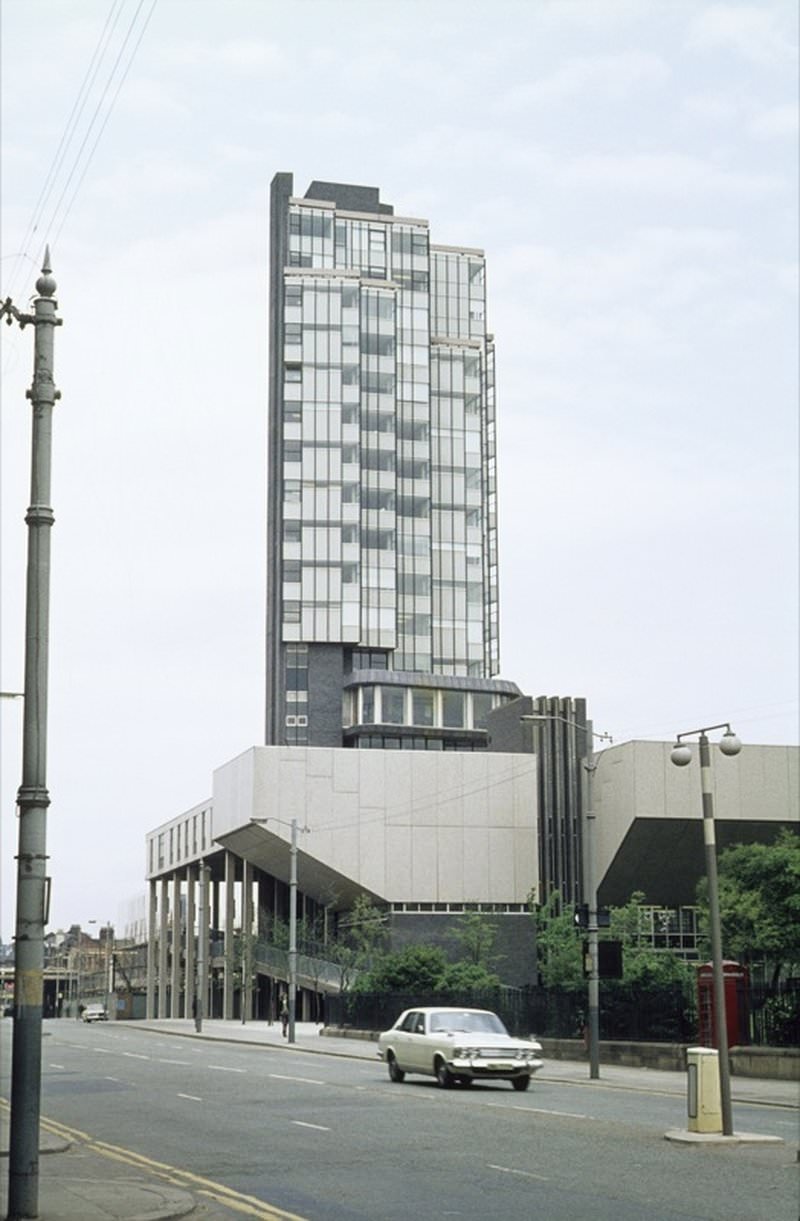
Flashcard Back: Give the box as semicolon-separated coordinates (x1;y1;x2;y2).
696;960;750;1047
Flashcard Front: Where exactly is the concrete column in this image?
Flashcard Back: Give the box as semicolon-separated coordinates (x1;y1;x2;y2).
242;859;253;1022
158;877;169;1019
210;874;219;1018
185;866;196;1022
223;851;235;1019
170;873;181;1017
146;880;158;1019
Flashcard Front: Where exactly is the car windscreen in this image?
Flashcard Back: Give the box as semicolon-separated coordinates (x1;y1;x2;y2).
429;1011;507;1035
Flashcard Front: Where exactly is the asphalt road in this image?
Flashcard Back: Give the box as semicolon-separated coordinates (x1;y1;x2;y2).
2;1020;797;1221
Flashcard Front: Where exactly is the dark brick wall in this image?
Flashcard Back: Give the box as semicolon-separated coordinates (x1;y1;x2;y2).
307;645;346;746
388;912;537;988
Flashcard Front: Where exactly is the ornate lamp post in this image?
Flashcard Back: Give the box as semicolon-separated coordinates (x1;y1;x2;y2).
2;250;61;1219
671;723;741;1136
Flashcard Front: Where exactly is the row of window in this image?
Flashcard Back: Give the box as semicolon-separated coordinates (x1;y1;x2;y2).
150;808;210;874
344;685;507;731
391;902;527;914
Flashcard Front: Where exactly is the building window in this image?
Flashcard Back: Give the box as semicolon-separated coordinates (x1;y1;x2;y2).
381;686;406;724
412;689;434;726
442;692;465;727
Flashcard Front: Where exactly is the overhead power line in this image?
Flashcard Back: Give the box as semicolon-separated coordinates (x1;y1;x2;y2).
2;0;158;303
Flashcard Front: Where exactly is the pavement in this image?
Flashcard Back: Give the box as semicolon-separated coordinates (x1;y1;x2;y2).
1;1017;797;1220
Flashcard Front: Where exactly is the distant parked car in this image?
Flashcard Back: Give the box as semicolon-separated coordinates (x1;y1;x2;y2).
81;1003;107;1023
377;1006;544;1090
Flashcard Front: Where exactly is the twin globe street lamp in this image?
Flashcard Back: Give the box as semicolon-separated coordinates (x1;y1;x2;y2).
670;723;741;1137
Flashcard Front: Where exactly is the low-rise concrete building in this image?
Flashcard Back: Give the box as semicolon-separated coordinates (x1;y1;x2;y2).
145;746;539;1019
595;740;798;909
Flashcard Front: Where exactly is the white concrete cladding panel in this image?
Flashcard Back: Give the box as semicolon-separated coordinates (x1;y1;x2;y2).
385;823;413;896
462;827;490;897
212;748;257;838
411;824;438;898
513;828;538;895
514;756;538;826
332;749;359;793
209;745;538;905
488;827;515;898
277;753;309;823
359;816;387;896
437;826;465;900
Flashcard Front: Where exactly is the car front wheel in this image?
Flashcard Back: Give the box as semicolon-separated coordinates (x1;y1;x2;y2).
511;1074;531;1092
387;1054;405;1083
435;1058;455;1089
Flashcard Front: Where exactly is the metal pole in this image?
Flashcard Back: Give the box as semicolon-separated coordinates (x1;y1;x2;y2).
699;733;733;1135
6;251;61;1220
288;819;297;1043
584;748;600;1080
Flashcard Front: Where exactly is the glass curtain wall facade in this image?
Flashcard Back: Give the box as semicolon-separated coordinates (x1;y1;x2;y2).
266;176;511;748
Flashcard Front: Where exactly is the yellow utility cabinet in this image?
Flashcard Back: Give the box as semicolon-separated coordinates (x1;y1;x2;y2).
686;1046;722;1133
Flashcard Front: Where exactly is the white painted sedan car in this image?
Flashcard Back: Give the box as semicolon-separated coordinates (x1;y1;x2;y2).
81;1003;108;1023
377;1006;544;1090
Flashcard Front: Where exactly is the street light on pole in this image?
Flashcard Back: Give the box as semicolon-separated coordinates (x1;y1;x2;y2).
3;251;61;1221
670;722;741;1137
250;816;309;1043
521;713;612;1081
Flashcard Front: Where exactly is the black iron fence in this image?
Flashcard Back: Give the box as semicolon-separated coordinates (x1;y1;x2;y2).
325;983;697;1043
327;979;799;1046
748;979;799;1047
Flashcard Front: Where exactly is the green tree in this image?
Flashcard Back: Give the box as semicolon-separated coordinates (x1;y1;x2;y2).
329;894;389;991
438;959;501;993
608;893;693;988
696;831;800;985
531;891;693;988
531;892;583;987
353;943;448;992
449;911;501;971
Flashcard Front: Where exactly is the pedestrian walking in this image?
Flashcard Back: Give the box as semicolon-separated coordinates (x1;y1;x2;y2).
280;995;289;1037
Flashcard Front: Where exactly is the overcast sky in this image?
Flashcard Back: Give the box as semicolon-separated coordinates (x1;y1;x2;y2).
1;0;797;940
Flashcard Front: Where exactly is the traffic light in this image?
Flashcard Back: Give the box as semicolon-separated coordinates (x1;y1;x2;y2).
574;905;610;929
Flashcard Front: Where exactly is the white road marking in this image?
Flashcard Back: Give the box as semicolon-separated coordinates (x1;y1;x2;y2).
487;1101;586;1119
178;1093;202;1102
104;1077;121;1083
207;1064;246;1073
157;1058;191;1066
122;1052;150;1060
270;1073;325;1085
525;1106;587;1119
489;1164;548;1181
291;1120;330;1132
49;1064;65;1070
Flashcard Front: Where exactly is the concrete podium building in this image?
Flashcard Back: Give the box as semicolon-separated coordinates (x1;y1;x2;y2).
145;746;539;1019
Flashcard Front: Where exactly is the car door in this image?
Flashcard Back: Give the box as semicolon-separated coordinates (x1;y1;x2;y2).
406;1010;428;1071
392;1010;420;1071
